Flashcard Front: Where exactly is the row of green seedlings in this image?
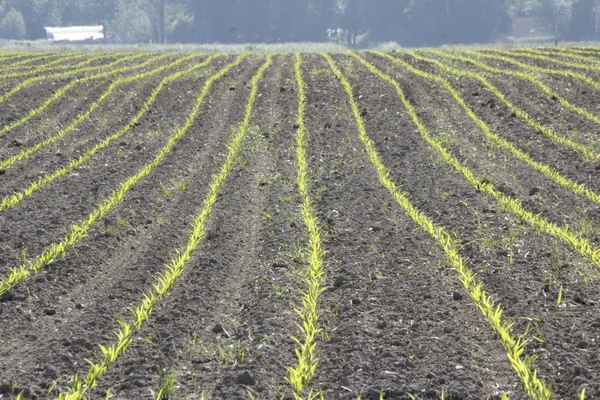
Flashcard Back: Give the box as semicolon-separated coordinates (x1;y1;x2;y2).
56;55;272;400
484;47;600;70
0;52;150;108
563;47;600;58
463;48;600;94
404;51;600;162
0;54;220;214
0;52;139;81
465;48;600;102
514;48;600;65
284;53;328;400
375;52;600;292
388;51;600;277
328;52;549;399
427;50;600;133
384;51;600;208
0;53;81;71
0;53;234;295
0;53;57;70
0;52;46;66
338;50;594;399
0;53;168;137
1;52;107;73
0;53;204;172
492;47;600;64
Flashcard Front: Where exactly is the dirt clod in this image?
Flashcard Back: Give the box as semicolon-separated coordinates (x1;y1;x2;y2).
529;187;543;196
452;291;464;301
236;370;256;386
333;276;348;288
211;323;225;334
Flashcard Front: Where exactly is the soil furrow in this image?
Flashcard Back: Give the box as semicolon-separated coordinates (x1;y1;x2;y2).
0;55;206;175
293;54;521;398
0;54;173;136
360;53;600;399
0;55;261;399
84;55;305;400
390;52;600;243
0;56;230;277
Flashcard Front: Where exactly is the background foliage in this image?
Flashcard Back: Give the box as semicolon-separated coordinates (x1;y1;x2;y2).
0;0;598;45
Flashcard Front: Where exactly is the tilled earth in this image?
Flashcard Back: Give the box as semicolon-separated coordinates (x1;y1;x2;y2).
0;49;599;400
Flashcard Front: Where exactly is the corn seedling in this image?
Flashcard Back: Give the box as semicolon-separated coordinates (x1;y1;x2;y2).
0;53;170;137
429;50;600;129
285;53;328;398
404;51;600;162
327;52;552;399
0;53;202;170
55;54;271;400
0;54;220;212
0;54;241;297
155;368;176;400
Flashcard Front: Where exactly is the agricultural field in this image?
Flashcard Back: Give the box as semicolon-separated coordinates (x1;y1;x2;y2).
0;47;600;400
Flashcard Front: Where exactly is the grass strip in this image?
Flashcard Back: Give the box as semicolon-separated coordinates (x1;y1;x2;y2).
0;53;150;105
0;55;219;212
403;51;600;162
56;54;272;400
0;53;203;171
428;50;600;129
0;53;245;297
379;50;600;207
326;51;552;400
0;53;170;137
285;53;327;399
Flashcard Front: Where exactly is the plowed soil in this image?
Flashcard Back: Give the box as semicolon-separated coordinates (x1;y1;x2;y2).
1;48;600;400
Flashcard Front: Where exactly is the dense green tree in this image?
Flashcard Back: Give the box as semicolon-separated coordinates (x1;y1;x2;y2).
0;0;595;46
0;7;26;39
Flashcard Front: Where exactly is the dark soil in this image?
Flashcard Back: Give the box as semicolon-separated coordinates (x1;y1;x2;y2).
1;50;599;400
362;51;600;399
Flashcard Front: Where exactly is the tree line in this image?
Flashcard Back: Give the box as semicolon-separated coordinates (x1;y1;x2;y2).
0;0;598;46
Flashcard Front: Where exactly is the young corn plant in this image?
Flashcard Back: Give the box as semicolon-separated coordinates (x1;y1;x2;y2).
375;50;600;208
0;54;221;212
486;48;600;72
0;54;244;298
284;53;327;399
430;50;600;128
381;53;600;271
155;368;176;400
55;55;272;400
405;51;600;162
324;52;552;400
0;53;205;171
0;53;169;137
